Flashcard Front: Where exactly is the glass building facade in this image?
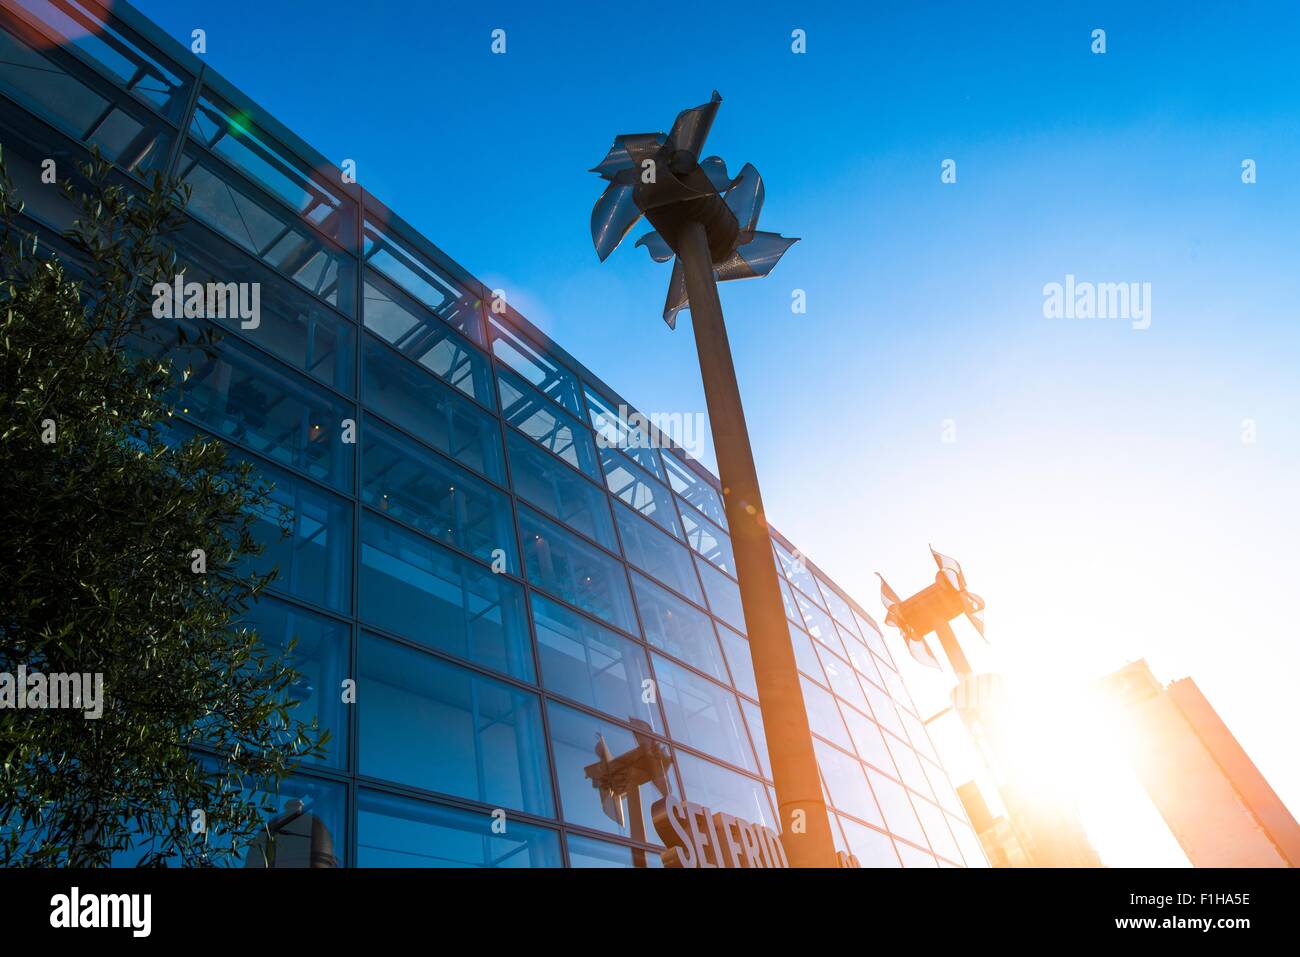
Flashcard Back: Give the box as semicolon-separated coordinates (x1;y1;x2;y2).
0;0;986;868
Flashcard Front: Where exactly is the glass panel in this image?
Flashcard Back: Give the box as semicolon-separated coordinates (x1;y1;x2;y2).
498;369;598;479
838;816;901;868
172;221;355;394
923;758;965;818
816;576;860;634
913;795;962;864
739;698;772;780
243;596;350;771
8;0;191;120
506;429;616;551
951;817;989;868
778;574;801;624
362;416;516;572
894;841;939;867
884;732;934;800
518;505;637;634
879;661;918;716
901;708;940;763
799;675;852;751
363;271;493;408
614;504;702;603
661;448;727;528
715;623;757;701
567;833;662;869
0;20;172;175
0;98;85;230
584;384;664;479
814;739;884;827
363;215;484;344
839;704;895;775
488;314;582;415
695;557;745;633
187;90;355;247
599;447;680;537
789;624;826;683
160;317;355;492
356;789;560;868
680;507;733;576
653;654;756;774
241;451;352;615
855;609;891;660
234;774;347;869
179;146;355;314
358;633;552;816
359;512;532;682
533;593;663;733
362;335;505;483
547;702;673;844
815;643;869;714
631;573;728;684
837;623;882;686
867;767;927;848
864;680;907;739
796;590;838;646
675;752;776;832
773;537;822;602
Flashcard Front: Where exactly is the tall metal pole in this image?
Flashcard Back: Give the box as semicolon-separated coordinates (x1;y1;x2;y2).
933;619;972;676
676;220;838;868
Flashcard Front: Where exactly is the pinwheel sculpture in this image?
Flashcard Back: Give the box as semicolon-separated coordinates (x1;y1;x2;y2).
587;94;839;868
877;547;987;675
590;91;798;327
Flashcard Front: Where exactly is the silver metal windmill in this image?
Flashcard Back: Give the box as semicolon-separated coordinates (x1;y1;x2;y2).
589;91;798;327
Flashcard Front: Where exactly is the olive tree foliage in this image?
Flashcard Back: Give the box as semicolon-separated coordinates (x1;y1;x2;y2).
0;150;328;866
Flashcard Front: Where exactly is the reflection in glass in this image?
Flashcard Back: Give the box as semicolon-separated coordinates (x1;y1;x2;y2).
519;506;638;634
362;336;505;483
567;832;664;868
242;595;350;770
548;702;672;846
533;593;663;732
661;449;727;528
362;416;516;571
600;447;680;537
358;633;553;816
676;752;775;831
359;512;532;681
489;315;583;416
653;654;757;773
632;574;728;683
240;775;346;869
695;557;746;633
506;429;616;551
615;504;702;603
499;369;598;478
357;789;560;867
364;271;494;407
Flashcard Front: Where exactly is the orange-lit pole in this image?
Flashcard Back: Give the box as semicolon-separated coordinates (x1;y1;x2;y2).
677;220;838;868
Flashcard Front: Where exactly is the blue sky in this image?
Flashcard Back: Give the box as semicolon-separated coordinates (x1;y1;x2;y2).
133;0;1300;862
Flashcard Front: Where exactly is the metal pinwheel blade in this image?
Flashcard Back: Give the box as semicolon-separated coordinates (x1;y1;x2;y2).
589;93;798;326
